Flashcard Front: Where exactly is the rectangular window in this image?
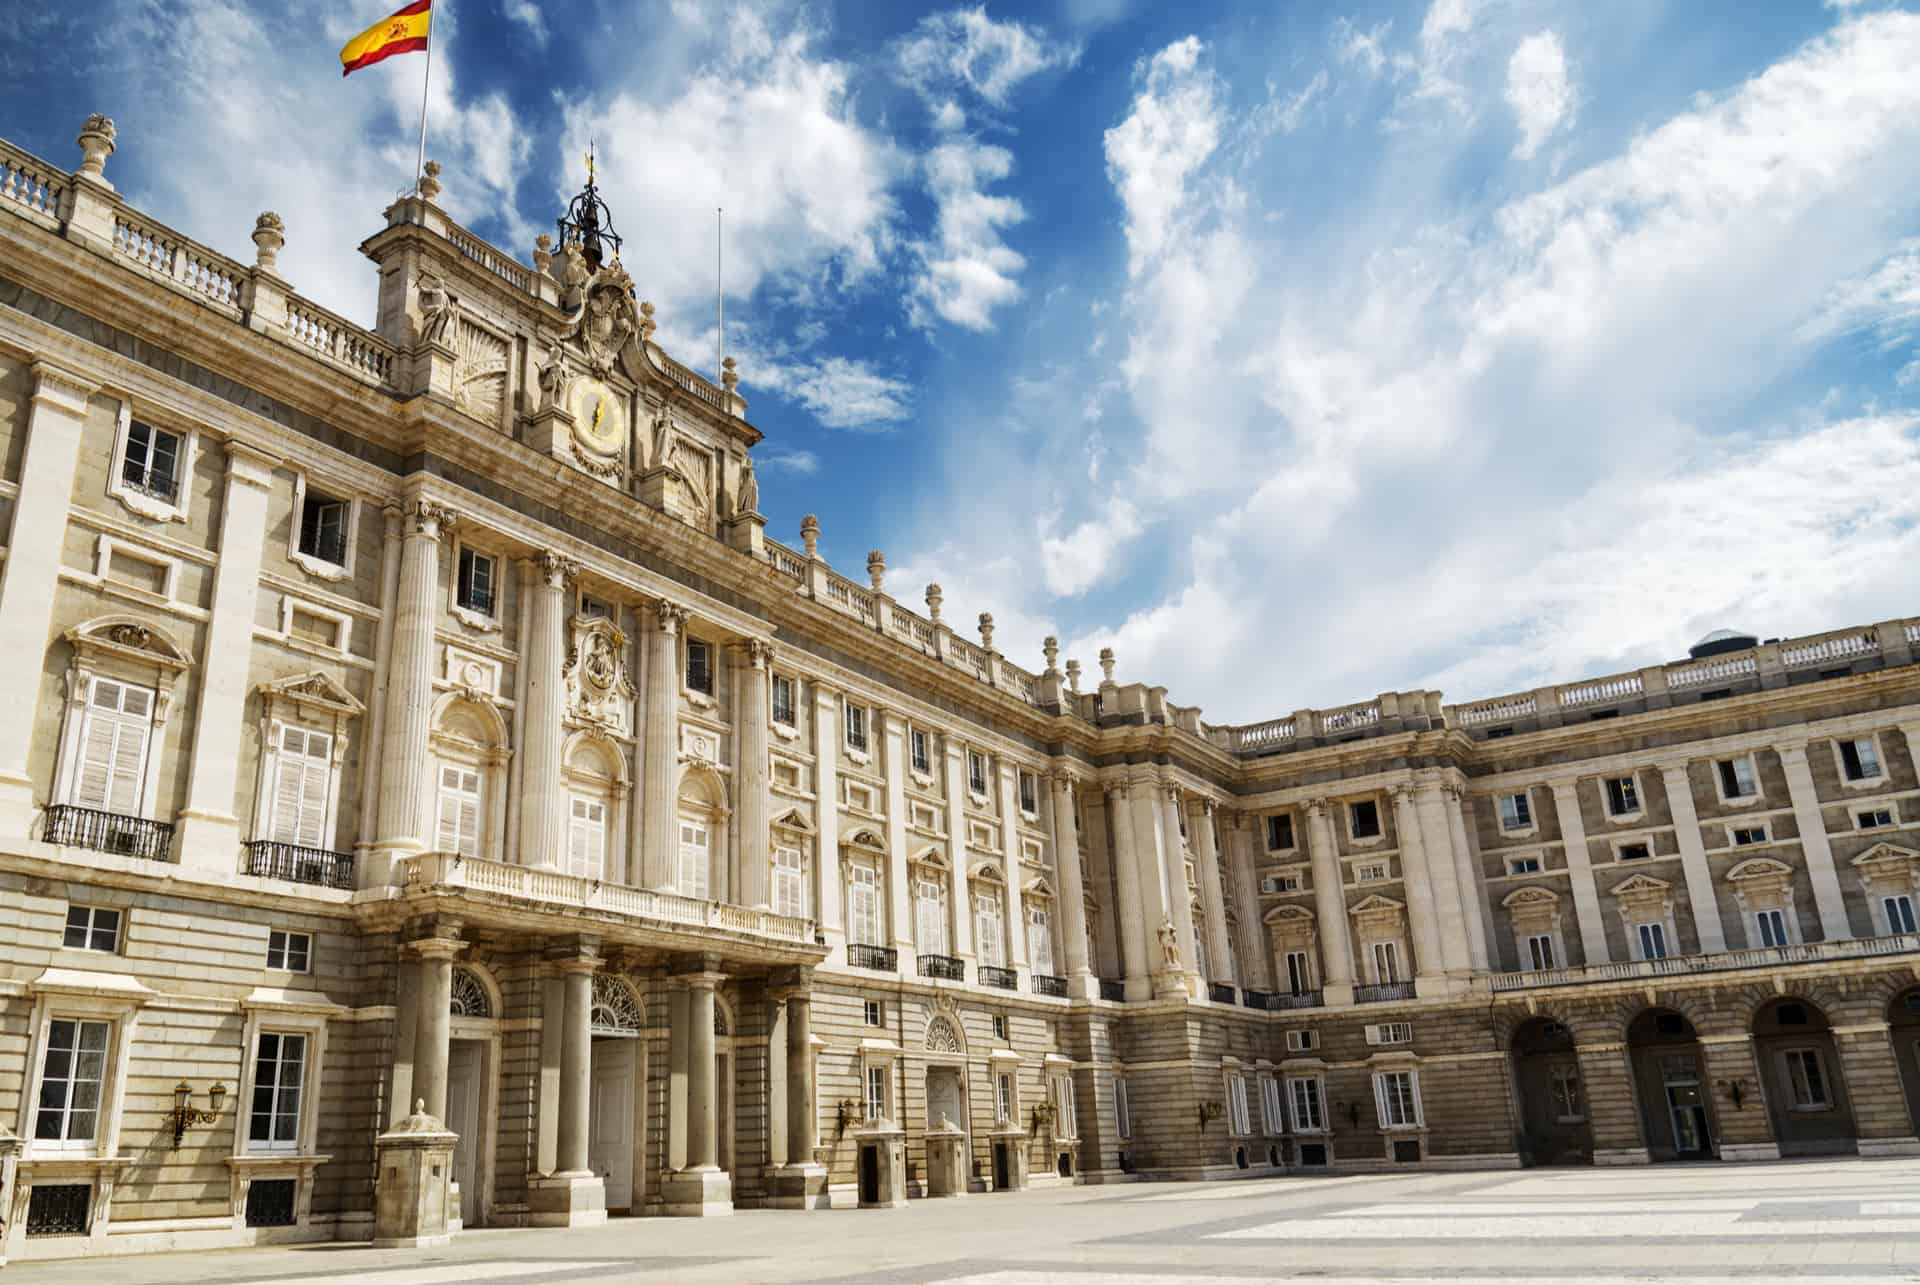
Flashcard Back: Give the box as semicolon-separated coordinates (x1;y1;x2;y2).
568;796;606;880
771;674;795;726
1365;1022;1413;1046
914;878;947;955
1884;894;1917;935
1284;950;1313;996
844;702;868;753
968;751;989;795
579;595;610;620
435;764;482;858
1784;1048;1830;1109
910;727;930;774
1508;857;1543;875
1370;940;1400;984
1716;756;1758;800
995;1071;1014;1124
1053;1075;1078;1139
1227;1073;1251;1135
1266;813;1295;851
1605;776;1640;816
271;725;333;849
297;489;350;567
266;929;311;973
1526;933;1556;971
1260;1077;1283;1135
122;420;183;502
677;818;710;899
1114;1076;1132;1138
847;864;882;946
1018;771;1038;815
1288;1076;1325;1132
1373;1071;1420;1128
1754;908;1790;948
974;893;1005;969
865;1064;887;1121
455;547;495;616
1027;906;1055;976
1858;808;1895;830
1617;842;1652;862
1636;921;1668;960
1840;737;1883;782
993;1013;1010;1041
773;845;807;919
1499;792;1533;831
248;1031;307;1152
73;677;154;817
34;1018;110;1147
1731;826;1768;847
685;639;713;695
1349;799;1381;839
1356;862;1389;882
863;1000;884;1027
63;906;120;953
1550;1068;1583;1121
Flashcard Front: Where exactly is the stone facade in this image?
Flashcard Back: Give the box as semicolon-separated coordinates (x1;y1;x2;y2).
0;116;1916;1263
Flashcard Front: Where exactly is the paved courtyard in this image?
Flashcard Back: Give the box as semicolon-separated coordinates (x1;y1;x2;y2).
14;1158;1920;1284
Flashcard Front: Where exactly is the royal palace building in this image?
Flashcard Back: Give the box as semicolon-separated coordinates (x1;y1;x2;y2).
0;115;1916;1264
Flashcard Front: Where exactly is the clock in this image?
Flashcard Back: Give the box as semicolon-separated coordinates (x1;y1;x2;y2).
568;378;626;456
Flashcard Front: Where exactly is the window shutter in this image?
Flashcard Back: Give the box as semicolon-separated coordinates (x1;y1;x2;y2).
76;678;153;815
916;880;946;955
678;820;709;898
1027;907;1053;975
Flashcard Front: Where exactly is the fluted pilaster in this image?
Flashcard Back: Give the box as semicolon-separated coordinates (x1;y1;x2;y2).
735;640;773;908
377;499;455;855
521;552;577;870
642;602;687;889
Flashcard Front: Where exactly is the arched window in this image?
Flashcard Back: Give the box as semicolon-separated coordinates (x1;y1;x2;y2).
450;966;492;1018
676;769;727;900
590;974;645;1035
563;734;624;881
429;694;508;860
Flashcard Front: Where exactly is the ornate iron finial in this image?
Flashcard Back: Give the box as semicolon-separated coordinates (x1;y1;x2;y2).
557;139;622;272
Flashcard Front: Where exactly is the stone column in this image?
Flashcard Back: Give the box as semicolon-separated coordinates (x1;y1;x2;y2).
1834;1022;1920;1156
1657;761;1728;955
1048;774;1095;996
773;972;827;1208
883;711;914;957
941;741;974;963
0;362;97;834
767;995;787;1170
1389;785;1448;994
1547;779;1611;964
1773;740;1852;941
1304;800;1355;1004
1575;1042;1650;1165
734;640;773;908
520;553;576;871
356;505;405;877
1000;762;1029;980
814;684;845;945
1442;787;1493;972
376;498;455;865
1107;784;1151;999
1190;799;1233;987
1225;813;1274;991
1699;1034;1778;1161
1412;782;1475;977
530;947;607;1227
641;602;687;890
664;961;733;1215
409;935;459;1121
176;440;277;867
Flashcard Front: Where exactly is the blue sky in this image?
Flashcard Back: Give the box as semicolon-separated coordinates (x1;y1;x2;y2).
7;0;1920;722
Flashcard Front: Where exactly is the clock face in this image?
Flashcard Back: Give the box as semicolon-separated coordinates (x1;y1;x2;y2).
569;379;625;455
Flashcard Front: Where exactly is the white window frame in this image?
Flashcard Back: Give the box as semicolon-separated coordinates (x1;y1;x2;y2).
992;1013;1010;1041
1026;903;1055;977
32;1016;115;1153
844;700;870;759
246;1029;309;1155
1612;839;1655;864
288;470;358;582
1372;1069;1423;1130
995;1068;1016;1125
1712;754;1763;806
913;874;948;956
1018;770;1039;818
1752;906;1792;949
1225;1070;1252;1136
1633;919;1670;961
677;814;712;900
1355;861;1390;884
1287;1074;1326;1134
1781;1046;1832;1111
1260;1074;1283;1136
1727;822;1771;848
974;888;1007;970
846;860;884;947
1283;949;1314;997
1508;855;1543;875
1603;774;1644;822
1347;797;1385;844
967;750;990;799
235;1003;331;1160
1498;790;1536;836
683;636;716;699
909;726;932;777
568;792;608;880
1523;931;1558;971
770;672;797;731
773;842;809;920
264;722;340;851
1366;939;1403;985
22;980;147;1162
863;999;885;1027
1050;1071;1078;1140
1855;806;1898;833
266;928;312;973
449;538;501;631
1833;734;1888;789
108;401;196;523
1113;1075;1132;1138
1879;892;1917;936
63;905;122;954
435;761;485;859
59;673;158;820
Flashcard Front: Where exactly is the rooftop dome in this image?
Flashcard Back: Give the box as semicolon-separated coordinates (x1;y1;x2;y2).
1688;628;1759;660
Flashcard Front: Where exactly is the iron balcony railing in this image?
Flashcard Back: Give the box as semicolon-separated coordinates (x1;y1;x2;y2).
1241;988;1273;1009
1208;982;1238;1004
1354;981;1416;1004
918;953;965;981
847;944;898;972
245;840;355;890
1267;989;1324;1010
979;965;1017;990
43;805;173;862
1098;979;1126;1002
1032;974;1068;997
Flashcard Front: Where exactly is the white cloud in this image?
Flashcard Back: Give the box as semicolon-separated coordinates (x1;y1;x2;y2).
758;447;820;475
504;0;548;46
1332;18;1393;77
1038;501;1143;597
1506;31;1573;159
910;139;1028;331
893;7;1077;109
754;356;913;431
1103;36;1224;277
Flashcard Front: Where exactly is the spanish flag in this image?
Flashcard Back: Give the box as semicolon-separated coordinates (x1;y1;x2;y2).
340;0;432;77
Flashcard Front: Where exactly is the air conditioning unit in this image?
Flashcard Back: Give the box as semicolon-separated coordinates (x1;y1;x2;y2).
1285;1029;1317;1053
1259;875;1300;894
1364;1022;1412;1047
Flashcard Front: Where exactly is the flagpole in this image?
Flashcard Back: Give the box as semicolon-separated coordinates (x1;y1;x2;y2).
414;0;436;192
716;206;724;381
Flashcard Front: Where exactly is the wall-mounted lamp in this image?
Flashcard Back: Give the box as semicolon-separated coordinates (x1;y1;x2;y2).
835;1098;860;1139
1197;1100;1225;1130
1715;1078;1746;1109
1030;1102;1056;1137
1338;1100;1360;1129
170;1079;226;1146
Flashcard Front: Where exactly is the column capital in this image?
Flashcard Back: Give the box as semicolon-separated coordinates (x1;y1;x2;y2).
733;637;774;669
1654;757;1693;779
537;549;581;589
769;964;815;998
1391;781;1417;806
1546;775;1582;796
1772;738;1811;762
671;950;727;981
222;438;279;488
654;599;690;634
1305;796;1330;818
28;359;99;411
405;934;465;962
406;497;458;540
552;953;601;976
1105;780;1130;803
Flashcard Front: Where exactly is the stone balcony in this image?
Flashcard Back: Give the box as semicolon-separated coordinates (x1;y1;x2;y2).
1489;931;1920;992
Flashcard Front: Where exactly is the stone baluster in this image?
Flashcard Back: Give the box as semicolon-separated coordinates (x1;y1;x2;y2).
520;552;577;870
641;602;687;890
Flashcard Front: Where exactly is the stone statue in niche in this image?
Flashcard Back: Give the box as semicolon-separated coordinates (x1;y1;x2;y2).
650;405;680;477
736;455;760;516
536;339;570;412
1157;918;1181;970
563;613;633;733
417;270;457;346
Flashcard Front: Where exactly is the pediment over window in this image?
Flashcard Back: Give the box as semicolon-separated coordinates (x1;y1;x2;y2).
1348;893;1404;918
1263;903;1315;924
67;615;192;673
969;858;1006;884
259;670;364;719
1727;857;1795;883
840;823;887;854
772;807;817;836
1502;886;1562;909
908;844;949;872
1022;874;1056;899
1608;872;1671;898
1851;842;1919;870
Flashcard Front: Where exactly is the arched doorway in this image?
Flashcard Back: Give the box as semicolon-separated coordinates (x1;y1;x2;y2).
1753;997;1856;1156
1510;1017;1592;1165
588;974;647;1213
1627;1008;1714;1161
1892;987;1920;1137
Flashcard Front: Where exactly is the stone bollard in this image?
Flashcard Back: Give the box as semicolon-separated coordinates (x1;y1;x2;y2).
924;1114;968;1198
373;1100;459;1249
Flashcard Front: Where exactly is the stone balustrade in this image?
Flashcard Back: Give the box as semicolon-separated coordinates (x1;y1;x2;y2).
0;139;65;227
1489;931;1920;992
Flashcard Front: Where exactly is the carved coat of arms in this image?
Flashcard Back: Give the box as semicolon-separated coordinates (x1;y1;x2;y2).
563;614;634;733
